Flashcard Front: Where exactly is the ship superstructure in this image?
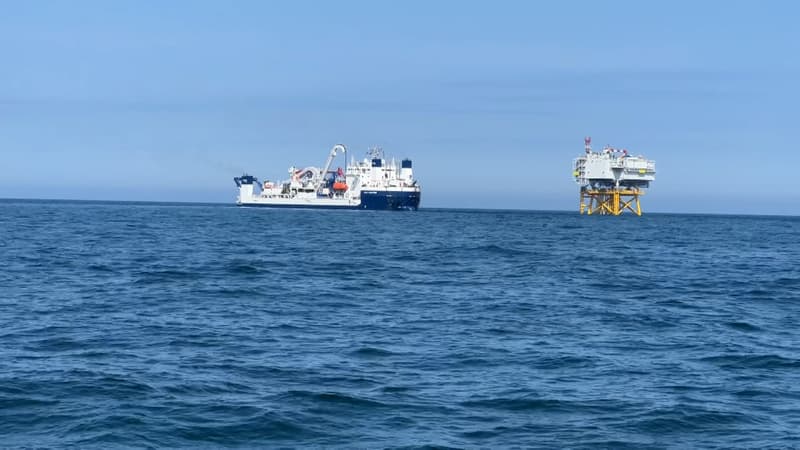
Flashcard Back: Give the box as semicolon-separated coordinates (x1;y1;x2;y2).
573;137;656;216
234;144;421;210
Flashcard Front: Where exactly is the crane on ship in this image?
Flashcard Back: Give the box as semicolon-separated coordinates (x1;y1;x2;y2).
316;144;347;192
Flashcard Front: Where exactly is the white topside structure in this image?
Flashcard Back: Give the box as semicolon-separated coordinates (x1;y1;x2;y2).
573;137;655;190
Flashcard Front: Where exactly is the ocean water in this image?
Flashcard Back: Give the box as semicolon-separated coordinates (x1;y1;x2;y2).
1;199;799;448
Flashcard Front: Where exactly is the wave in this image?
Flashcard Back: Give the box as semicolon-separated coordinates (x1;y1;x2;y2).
625;406;768;434
350;346;399;358
460;397;569;412
699;354;800;369
724;321;762;332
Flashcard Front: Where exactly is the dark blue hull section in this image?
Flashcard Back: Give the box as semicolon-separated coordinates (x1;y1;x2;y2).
238;190;420;211
359;191;420;210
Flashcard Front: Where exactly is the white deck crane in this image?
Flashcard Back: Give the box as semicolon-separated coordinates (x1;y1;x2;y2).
316;144;347;192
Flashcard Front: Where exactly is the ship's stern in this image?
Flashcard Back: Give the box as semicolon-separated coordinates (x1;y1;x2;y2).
233;175;261;205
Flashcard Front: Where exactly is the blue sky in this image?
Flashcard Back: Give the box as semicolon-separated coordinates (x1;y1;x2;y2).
1;1;798;214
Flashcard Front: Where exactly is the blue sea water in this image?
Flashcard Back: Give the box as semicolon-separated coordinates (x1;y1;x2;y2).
1;199;799;448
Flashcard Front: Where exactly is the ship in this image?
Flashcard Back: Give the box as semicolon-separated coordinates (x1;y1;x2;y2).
234;144;421;210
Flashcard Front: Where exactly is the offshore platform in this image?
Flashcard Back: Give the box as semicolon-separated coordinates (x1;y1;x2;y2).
573;137;656;216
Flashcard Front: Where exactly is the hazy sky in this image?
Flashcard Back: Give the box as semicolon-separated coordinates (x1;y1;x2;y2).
1;1;799;214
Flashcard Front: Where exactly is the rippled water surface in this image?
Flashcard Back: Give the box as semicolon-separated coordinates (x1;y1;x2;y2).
1;200;799;448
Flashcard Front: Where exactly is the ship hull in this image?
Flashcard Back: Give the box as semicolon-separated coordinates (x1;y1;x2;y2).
359;190;420;210
238;190;420;211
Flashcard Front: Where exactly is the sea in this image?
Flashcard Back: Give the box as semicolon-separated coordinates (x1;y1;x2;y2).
1;199;799;448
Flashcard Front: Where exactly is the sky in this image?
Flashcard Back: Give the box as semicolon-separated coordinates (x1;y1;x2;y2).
1;0;799;214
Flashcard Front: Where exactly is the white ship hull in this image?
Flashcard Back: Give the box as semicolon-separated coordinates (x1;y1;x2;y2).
237;188;420;210
237;195;360;209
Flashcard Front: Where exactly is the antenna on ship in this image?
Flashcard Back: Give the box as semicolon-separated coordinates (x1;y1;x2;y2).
367;146;383;160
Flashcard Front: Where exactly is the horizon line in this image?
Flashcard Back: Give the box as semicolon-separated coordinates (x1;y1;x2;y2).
1;197;798;218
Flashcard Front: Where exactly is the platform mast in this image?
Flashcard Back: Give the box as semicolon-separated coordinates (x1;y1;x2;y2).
578;136;644;216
